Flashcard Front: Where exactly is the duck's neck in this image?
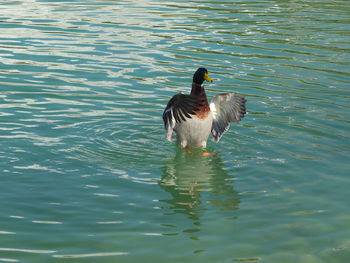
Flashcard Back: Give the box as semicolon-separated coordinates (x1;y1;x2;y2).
190;82;208;101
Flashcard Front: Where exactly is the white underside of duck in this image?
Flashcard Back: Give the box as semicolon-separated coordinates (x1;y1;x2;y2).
174;113;213;148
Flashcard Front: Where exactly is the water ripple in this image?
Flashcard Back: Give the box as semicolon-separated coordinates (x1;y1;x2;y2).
52;252;128;258
0;248;56;254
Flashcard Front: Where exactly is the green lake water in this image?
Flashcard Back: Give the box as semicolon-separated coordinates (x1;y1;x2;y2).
0;0;349;262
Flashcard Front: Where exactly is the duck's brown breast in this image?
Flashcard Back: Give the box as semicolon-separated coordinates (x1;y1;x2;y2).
194;103;211;120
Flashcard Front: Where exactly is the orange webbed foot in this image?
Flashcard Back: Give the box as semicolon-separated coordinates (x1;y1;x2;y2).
200;151;215;156
183;148;194;155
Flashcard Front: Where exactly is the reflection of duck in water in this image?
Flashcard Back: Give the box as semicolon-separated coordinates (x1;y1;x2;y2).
163;68;246;155
159;149;240;221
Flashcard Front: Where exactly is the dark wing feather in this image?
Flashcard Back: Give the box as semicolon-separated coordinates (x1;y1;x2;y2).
210;93;246;142
163;93;203;141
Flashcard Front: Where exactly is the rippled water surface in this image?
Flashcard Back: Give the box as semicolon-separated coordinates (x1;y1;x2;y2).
1;0;349;262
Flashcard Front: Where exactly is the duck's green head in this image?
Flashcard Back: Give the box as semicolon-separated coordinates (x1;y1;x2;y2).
193;68;213;85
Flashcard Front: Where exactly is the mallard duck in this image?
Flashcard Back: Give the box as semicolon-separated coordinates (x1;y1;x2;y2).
163;68;246;153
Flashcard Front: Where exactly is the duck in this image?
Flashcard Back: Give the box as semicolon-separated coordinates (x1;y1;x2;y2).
163;68;246;155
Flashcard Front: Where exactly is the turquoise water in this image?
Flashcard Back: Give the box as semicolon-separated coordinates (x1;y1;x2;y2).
1;0;349;262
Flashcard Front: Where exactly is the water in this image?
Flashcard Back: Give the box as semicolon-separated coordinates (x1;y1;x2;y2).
0;0;349;262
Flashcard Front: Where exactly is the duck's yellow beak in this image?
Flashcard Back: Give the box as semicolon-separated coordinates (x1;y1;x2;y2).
204;73;213;82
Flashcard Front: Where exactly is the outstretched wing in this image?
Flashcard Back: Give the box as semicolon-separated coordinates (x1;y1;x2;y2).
210;93;246;142
163;93;203;141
